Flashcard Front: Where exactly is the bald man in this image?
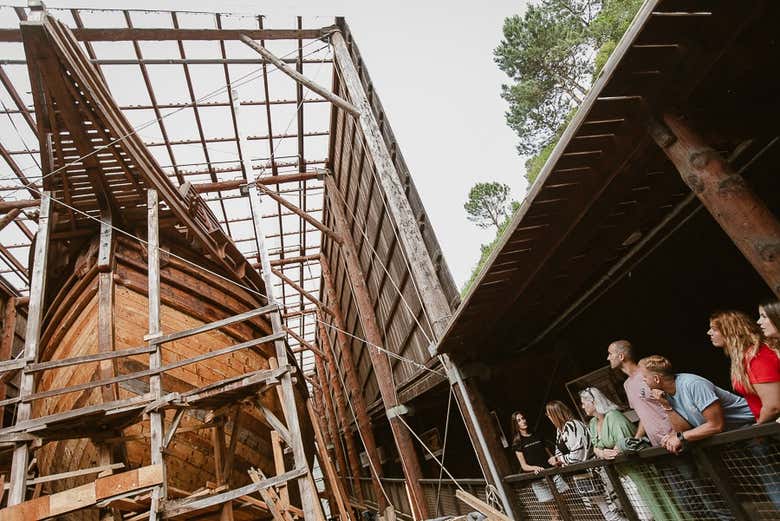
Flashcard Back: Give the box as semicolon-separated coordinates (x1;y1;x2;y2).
607;340;689;446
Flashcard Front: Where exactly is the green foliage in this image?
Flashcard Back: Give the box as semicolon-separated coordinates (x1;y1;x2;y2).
495;0;642;157
461;0;642;294
463;182;513;230
461;202;520;296
494;1;595;155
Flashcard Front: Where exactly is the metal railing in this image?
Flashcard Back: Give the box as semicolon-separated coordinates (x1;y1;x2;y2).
343;423;780;521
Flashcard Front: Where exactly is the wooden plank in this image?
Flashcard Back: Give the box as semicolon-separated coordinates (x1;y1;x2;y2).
271;431;290;511
7;192;50;505
455;490;512;521
324;174;426;517
21;333;284;403
25;344;156;374
153;304;278;345
308;400;352;521
240;35;359;117
147;189;165;519
249;469;287;521
0;465;163;521
257;184;342;243
97;214;119;405
162;468;306;519
0;27;325;42
2;463;125;489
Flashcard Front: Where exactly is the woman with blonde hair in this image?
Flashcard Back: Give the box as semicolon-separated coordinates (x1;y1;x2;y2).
580;387;685;521
544;400;627;521
708;310;780;423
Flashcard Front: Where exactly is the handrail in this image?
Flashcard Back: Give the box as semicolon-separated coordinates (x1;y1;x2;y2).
505;422;780;483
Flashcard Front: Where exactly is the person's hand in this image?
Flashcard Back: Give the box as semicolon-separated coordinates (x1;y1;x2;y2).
530;465;545;474
664;434;683;454
601;448;619;460
547;455;559;467
649;389;673;411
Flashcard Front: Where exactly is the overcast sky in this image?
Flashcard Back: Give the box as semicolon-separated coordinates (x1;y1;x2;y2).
18;0;532;289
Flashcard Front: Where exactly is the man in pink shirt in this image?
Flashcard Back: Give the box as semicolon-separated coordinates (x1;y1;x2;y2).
606;340;689;446
607;341;732;520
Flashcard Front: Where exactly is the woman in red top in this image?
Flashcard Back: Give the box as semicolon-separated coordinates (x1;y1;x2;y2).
708;310;780;423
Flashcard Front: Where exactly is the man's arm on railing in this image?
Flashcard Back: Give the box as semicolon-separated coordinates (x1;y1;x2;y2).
663;401;724;453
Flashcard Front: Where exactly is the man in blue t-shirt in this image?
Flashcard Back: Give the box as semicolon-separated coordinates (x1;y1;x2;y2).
639;355;753;454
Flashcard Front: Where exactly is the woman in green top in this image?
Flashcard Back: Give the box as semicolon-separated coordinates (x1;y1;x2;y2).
580;387;689;521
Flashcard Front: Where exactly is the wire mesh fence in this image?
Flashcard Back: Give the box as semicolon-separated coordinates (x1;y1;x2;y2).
342;424;780;521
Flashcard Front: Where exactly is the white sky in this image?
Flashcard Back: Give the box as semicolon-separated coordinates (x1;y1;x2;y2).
15;0;532;289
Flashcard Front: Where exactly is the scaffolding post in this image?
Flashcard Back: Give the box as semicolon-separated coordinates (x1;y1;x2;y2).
236;91;326;521
147;189;166;520
7;191;51;505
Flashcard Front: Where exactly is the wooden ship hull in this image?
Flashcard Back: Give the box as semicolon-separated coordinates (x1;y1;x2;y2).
31;233;312;518
0;7;328;521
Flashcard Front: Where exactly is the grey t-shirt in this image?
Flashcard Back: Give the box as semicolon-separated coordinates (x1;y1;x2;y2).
667;373;754;429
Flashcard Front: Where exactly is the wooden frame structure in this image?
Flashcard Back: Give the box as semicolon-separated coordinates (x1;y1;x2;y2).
0;3;520;521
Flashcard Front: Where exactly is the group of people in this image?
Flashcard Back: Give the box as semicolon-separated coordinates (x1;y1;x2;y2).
511;300;780;520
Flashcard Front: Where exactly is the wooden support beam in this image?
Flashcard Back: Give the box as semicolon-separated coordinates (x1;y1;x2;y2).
0;27;326;42
162;467;306;519
272;268;330;312
239;87;325;521
331;29;518;518
8;192;50;506
2;463;125;489
324;177;427;518
307;400;353;521
284;326;324;358
319;262;380;508
240;34;359;117
455;490;512;521
258;184;342;243
0;465;163;521
191;172;322;194
270;431;290;512
0;209;23;233
313;336;348;479
0;200;37;212
650;113;780;297
271;254;320;267
97;214;119;403
0;297;17;422
147;189;166;519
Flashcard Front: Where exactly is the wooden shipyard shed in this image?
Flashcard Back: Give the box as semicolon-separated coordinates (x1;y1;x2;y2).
0;1;521;521
0;1;779;521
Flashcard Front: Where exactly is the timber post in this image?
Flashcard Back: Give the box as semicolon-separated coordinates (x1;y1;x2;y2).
330;27;518;519
0;296;17;423
324;176;428;519
7;191;51;505
319;260;387;510
238;92;326;521
650;112;780;297
313;337;350;483
147;189;167;519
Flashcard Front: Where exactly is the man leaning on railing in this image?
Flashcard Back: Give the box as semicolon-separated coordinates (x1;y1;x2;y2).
638;355;753;454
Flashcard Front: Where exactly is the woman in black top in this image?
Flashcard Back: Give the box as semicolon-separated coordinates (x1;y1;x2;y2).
511;411;569;511
511;411;548;473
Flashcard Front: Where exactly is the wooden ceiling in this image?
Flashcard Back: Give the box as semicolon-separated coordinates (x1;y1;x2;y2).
436;0;780;360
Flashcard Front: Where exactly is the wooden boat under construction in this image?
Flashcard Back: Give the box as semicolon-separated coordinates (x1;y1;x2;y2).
0;8;326;521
